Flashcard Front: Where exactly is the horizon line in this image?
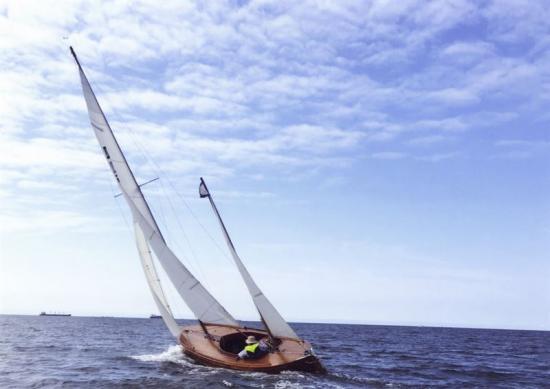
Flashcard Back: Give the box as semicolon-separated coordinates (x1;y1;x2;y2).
1;313;547;332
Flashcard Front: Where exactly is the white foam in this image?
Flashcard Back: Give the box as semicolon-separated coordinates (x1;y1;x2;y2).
239;371;268;379
274;380;315;389
130;345;224;376
131;345;192;366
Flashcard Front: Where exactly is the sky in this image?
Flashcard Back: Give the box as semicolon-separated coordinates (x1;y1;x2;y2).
0;0;549;331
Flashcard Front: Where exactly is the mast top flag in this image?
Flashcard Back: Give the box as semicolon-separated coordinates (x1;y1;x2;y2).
71;47;325;373
199;179;210;198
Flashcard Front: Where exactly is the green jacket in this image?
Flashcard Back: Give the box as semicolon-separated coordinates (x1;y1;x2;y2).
244;342;259;354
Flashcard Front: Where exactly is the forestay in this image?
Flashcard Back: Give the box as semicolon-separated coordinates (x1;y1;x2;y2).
72;47;238;329
199;178;300;340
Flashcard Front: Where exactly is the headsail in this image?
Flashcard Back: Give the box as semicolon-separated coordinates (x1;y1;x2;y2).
199;178;299;340
134;221;181;337
71;47;238;330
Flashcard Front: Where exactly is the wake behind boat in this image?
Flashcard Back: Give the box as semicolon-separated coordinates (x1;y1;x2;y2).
71;47;325;374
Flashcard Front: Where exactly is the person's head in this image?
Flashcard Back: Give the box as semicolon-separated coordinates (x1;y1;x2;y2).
245;335;258;344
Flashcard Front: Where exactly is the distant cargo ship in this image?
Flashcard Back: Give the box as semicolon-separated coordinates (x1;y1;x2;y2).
39;312;71;317
150;314;162;319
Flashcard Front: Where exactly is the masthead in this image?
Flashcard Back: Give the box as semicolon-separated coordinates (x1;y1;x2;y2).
69;46;81;67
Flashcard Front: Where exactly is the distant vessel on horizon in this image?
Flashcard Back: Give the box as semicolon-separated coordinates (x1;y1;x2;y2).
39;312;71;317
150;314;162;319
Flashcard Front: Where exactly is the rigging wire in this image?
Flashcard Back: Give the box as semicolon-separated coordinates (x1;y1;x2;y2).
165;180;235;266
121;131;228;278
106;109;235;268
160;191;212;288
109;179;132;231
149;190;212;292
83;65;232;296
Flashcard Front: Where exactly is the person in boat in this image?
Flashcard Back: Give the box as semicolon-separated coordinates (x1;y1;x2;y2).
236;335;269;360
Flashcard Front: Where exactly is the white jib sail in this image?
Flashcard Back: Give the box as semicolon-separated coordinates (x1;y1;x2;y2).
72;48;238;328
199;179;299;340
134;221;181;337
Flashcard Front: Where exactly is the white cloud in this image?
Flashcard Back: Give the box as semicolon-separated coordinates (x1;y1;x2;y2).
408;135;450;146
493;139;550;159
482;0;550;44
427;87;480;105
417;151;460;162
371;151;408;160
441;41;496;62
1;0;548;237
0;136;102;170
0;209;102;234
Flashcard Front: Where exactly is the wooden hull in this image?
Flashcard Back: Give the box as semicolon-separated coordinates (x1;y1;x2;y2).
179;324;326;374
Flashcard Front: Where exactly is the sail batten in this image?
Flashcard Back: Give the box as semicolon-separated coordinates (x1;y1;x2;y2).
72;47;238;333
199;178;299;340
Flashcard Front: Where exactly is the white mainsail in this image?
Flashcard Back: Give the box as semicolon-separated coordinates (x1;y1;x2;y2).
199;178;299;340
71;47;238;329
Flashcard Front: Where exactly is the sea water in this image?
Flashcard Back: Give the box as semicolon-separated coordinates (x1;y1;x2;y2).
0;315;548;388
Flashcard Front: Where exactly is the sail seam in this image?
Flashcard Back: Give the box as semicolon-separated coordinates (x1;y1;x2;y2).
189;280;200;290
91;122;104;132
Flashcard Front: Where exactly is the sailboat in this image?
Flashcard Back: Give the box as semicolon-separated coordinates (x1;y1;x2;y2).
70;47;325;374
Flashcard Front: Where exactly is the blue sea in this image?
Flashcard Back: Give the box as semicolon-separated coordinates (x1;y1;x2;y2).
0;315;548;388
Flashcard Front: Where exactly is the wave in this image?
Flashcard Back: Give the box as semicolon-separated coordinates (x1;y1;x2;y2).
129;344;225;380
130;345;194;367
329;372;392;387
